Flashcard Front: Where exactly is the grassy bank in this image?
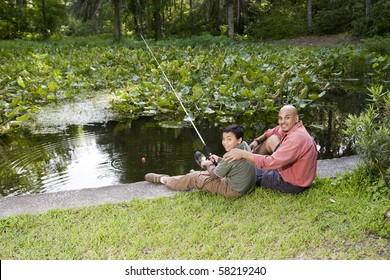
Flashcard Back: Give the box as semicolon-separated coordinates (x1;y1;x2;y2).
0;172;389;260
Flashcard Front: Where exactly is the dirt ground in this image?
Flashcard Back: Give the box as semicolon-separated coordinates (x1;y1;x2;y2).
271;33;360;46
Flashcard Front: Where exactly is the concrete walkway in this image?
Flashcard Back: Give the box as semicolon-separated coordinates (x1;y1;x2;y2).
0;155;360;219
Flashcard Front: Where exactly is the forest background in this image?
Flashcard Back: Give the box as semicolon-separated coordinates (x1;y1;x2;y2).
1;0;389;41
0;0;389;188
0;0;389;260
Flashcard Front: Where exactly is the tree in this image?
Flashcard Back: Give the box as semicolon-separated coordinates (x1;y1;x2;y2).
32;0;67;39
307;0;312;33
152;0;163;39
113;0;121;40
366;0;371;18
189;0;194;34
69;0;105;35
0;0;27;39
41;0;49;39
227;0;234;37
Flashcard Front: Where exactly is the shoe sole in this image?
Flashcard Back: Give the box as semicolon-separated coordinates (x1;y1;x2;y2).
145;173;169;183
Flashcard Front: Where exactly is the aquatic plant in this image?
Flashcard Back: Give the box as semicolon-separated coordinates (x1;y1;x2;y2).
0;37;389;134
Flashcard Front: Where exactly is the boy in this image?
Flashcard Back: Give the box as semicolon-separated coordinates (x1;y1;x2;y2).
145;124;256;198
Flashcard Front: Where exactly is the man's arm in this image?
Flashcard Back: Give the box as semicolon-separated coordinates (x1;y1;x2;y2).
249;132;267;150
223;149;255;163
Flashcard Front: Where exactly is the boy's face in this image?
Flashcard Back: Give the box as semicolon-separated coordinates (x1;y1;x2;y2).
222;132;241;152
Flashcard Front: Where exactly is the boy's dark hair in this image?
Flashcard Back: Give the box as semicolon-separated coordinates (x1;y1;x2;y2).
223;124;244;140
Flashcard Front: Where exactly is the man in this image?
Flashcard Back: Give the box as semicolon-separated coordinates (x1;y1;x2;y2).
224;105;318;194
145;124;256;198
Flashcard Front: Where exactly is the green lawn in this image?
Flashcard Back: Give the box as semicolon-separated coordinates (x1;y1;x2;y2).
0;175;389;260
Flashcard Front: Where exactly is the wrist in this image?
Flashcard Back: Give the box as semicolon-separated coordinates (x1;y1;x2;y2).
202;161;213;169
254;139;260;145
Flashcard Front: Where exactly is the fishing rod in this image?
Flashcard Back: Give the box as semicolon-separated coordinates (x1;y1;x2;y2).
140;34;211;155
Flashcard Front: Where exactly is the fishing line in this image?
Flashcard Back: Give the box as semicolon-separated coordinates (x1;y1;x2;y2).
140;34;210;154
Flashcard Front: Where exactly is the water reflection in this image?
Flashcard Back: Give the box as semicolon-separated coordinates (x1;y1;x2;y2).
0;118;225;197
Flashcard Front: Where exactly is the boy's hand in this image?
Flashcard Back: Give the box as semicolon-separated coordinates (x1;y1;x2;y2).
201;160;213;169
209;154;219;164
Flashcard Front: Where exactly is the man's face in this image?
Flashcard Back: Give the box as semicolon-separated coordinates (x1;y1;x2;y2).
278;107;299;132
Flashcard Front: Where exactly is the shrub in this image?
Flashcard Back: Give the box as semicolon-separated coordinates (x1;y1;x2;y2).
352;0;390;38
313;7;355;35
362;36;390;55
344;85;390;198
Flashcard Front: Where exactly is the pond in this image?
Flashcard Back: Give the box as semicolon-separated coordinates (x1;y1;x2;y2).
0;118;227;197
0;87;362;197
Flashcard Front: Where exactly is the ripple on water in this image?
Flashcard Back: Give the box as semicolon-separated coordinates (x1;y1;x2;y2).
0;128;121;196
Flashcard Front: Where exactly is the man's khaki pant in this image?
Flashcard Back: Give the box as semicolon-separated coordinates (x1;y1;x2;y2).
165;171;240;198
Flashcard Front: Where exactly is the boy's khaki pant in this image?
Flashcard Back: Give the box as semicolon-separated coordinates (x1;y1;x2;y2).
165;171;240;198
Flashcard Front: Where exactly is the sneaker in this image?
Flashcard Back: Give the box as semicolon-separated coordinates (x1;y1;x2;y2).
145;173;169;184
194;151;207;169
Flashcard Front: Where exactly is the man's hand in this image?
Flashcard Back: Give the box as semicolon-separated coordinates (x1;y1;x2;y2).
249;140;260;151
224;148;244;163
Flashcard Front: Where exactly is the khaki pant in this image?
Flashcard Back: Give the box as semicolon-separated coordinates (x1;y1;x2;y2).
165;171;240;198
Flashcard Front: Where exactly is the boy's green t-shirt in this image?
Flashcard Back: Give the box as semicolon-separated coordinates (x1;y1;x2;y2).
214;141;256;195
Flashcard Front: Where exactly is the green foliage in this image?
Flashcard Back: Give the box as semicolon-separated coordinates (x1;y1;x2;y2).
313;7;356;35
363;36;390;55
311;0;370;36
1;37;389;134
344;85;390;196
369;0;390;36
245;0;307;39
0;1;29;39
0;0;68;40
110;40;388;127
352;0;390;38
0;0;388;41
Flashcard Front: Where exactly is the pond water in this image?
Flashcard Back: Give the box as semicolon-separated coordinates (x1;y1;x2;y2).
0;87;362;197
0;118;227;197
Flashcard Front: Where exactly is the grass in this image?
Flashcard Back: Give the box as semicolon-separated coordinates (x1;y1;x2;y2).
0;173;389;260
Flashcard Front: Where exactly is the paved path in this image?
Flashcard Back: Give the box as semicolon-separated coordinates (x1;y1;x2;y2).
0;156;360;219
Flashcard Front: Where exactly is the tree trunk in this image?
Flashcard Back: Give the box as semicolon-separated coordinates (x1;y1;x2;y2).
16;0;26;8
113;0;121;41
236;0;248;34
307;0;312;34
41;0;48;40
227;0;234;37
93;0;103;34
180;0;184;22
153;0;162;40
236;0;240;28
189;0;194;35
138;0;145;35
365;0;372;18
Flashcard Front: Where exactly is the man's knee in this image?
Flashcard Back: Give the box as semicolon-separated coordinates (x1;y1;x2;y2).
267;134;281;152
255;135;280;155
